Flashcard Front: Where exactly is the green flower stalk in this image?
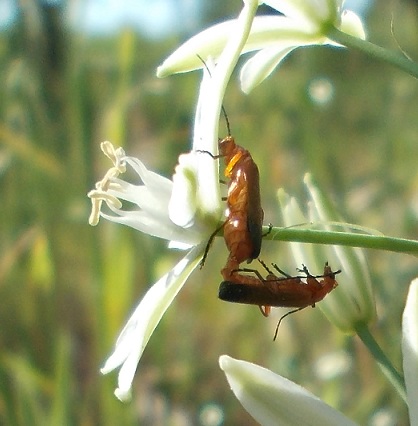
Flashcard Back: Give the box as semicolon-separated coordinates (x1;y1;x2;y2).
278;173;376;334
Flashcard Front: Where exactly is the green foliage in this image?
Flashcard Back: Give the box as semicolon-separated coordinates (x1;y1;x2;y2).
0;0;417;424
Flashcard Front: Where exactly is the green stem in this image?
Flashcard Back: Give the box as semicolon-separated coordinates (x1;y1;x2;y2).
263;226;418;256
356;325;407;403
326;26;418;79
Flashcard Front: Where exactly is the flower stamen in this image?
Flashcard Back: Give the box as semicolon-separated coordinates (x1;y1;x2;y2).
87;141;127;225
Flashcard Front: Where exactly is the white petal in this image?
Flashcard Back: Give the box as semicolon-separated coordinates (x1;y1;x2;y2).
240;15;339;92
108;180;169;215
101;245;204;401
239;10;366;92
402;278;418;425
190;68;224;216
340;10;366;40
157;0;261;77
219;355;358;426
169;152;199;228
156;21;231;77
157;16;320;77
240;45;295;93
100;208;202;245
124;156;173;195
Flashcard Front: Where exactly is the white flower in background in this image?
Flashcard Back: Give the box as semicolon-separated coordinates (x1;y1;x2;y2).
278;173;376;333
157;0;366;93
219;277;417;425
87;0;259;401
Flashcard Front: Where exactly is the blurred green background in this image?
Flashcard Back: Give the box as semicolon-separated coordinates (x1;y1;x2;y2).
1;0;418;424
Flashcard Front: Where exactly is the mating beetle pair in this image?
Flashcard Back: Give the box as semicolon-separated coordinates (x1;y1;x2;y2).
199;134;339;339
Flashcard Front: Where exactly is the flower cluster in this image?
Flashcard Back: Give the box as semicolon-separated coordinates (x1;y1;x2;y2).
88;0;417;423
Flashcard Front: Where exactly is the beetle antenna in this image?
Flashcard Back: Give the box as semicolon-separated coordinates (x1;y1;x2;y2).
196;54;231;136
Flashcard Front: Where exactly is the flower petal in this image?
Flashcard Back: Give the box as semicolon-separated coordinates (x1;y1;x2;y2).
219;355;358;426
240;45;295;93
157;0;257;76
107;179;170;216
156;20;231;77
124;156;173;195
101;244;204;401
340;10;366;40
169;152;199;228
402;278;418;425
157;16;321;77
190;67;224;217
100;207;203;245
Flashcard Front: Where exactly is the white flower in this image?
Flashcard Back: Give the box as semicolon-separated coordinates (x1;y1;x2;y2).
157;0;366;93
87;0;259;401
219;355;358;426
277;173;376;333
87;142;211;402
88;142;207;246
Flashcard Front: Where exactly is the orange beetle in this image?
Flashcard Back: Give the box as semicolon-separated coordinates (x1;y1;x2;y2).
219;262;340;340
